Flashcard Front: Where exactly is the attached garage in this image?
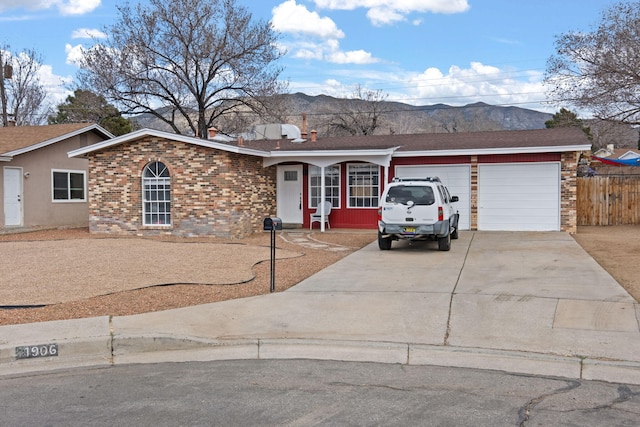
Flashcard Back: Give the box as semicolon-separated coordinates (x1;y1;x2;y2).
478;162;560;231
394;164;471;230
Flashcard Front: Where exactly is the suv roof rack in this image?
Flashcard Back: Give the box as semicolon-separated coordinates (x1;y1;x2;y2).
391;177;441;183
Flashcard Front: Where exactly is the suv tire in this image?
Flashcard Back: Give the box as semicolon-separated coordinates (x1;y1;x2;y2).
451;227;459;240
437;233;451;251
378;231;392;250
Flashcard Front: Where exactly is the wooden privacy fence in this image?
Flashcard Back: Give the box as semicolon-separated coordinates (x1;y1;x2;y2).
577;176;640;225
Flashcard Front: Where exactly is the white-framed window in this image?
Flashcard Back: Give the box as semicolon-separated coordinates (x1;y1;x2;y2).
142;161;171;226
348;163;379;208
309;164;340;209
52;169;86;202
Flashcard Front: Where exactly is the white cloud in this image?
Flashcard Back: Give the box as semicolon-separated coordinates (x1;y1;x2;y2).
326;49;377;64
273;1;379;65
57;0;100;15
312;0;470;25
401;62;549;110
65;43;85;66
272;0;344;39
38;63;73;106
71;28;107;40
0;0;100;15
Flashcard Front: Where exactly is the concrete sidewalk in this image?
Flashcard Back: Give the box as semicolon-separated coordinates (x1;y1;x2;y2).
2;231;640;384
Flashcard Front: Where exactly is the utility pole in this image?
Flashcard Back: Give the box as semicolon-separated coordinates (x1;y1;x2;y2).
0;52;11;127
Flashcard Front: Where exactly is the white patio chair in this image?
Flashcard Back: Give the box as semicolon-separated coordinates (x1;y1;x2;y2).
310;201;332;230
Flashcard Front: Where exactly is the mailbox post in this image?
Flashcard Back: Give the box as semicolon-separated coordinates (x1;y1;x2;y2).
263;217;282;292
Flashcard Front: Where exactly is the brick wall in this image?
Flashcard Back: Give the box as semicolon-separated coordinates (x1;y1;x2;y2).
560;151;579;234
87;136;276;238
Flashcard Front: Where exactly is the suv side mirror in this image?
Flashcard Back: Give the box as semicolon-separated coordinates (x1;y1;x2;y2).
451;196;459;203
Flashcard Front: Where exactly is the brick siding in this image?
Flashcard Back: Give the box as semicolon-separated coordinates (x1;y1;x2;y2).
560;151;579;233
87;136;276;238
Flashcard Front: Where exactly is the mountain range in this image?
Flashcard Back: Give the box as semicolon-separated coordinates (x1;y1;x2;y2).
132;92;553;137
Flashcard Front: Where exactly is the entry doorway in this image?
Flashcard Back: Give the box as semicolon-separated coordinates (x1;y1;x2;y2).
276;165;303;225
3;167;23;227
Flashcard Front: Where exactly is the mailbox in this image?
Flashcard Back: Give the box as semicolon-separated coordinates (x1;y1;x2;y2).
263;217;282;231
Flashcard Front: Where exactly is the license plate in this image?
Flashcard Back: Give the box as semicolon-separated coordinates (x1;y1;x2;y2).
403;227;416;233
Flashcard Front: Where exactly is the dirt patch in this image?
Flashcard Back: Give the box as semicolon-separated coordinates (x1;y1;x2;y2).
0;228;376;325
573;225;640;301
0;239;301;305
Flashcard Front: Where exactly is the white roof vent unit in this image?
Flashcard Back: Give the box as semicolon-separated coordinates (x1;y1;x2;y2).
251;124;301;140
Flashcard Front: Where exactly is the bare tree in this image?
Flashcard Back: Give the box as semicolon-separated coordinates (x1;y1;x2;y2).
588;119;639;150
321;85;389;137
545;1;640;124
78;0;285;139
0;47;48;126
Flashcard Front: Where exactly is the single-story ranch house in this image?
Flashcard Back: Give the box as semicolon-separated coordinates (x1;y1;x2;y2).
1;123;112;230
68;126;590;238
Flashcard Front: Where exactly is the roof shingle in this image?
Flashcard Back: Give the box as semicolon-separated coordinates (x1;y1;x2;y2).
0;123;101;155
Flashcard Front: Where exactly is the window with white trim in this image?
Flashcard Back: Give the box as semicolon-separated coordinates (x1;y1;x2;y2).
143;161;171;226
52;170;86;202
348;163;379;208
309;164;340;208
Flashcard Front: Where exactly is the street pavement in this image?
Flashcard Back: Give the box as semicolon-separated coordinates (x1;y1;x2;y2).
1;231;640;385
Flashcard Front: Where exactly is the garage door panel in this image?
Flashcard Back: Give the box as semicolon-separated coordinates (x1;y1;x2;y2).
396;165;470;230
478;163;560;231
480;199;557;210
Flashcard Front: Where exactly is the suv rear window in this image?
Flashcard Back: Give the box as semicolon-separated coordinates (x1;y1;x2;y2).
385;185;435;205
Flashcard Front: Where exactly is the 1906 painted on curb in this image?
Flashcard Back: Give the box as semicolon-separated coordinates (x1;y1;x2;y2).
15;344;58;359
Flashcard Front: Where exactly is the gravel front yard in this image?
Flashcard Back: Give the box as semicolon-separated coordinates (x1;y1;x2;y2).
1;225;638;326
0;228;376;325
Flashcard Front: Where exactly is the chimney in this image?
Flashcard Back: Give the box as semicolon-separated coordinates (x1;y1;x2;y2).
310;129;317;142
301;113;308;139
237;136;244;147
208;127;218;139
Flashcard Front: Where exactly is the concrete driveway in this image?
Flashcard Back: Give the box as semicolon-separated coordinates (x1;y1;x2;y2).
2;231;640;384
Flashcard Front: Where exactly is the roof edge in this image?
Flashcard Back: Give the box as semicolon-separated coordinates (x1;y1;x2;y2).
4;124;115;157
68;128;269;158
392;144;592;157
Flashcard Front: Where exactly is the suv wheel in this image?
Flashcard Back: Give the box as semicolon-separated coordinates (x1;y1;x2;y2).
451;227;459;240
437;233;451;251
378;231;392;250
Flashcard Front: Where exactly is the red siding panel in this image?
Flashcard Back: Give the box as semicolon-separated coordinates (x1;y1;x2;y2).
479;153;561;163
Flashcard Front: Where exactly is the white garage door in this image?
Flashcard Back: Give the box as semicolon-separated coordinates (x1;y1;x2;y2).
395;165;470;230
478;163;560;231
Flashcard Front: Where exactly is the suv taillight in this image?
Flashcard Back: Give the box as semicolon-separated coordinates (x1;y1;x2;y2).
377;207;382;221
438;206;444;221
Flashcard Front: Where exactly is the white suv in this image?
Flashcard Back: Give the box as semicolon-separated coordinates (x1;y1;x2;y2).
377;177;460;251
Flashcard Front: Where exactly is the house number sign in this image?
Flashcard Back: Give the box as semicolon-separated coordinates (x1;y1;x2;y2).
15;343;58;359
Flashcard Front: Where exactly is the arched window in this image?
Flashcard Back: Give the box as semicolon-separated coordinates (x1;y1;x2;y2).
142;161;171;226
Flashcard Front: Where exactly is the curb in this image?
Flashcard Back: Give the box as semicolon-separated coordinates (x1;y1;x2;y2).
4;328;640;385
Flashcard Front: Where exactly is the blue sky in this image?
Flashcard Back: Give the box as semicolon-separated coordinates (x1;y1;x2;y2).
0;0;616;114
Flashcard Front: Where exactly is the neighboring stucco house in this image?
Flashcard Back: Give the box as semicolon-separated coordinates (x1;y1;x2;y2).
1;123;113;230
68;126;590;238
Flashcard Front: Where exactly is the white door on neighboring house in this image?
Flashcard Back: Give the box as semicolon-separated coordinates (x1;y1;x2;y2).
277;165;303;224
3;167;23;227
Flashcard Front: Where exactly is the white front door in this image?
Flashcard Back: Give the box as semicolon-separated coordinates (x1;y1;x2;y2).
3;167;23;227
277;165;303;224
